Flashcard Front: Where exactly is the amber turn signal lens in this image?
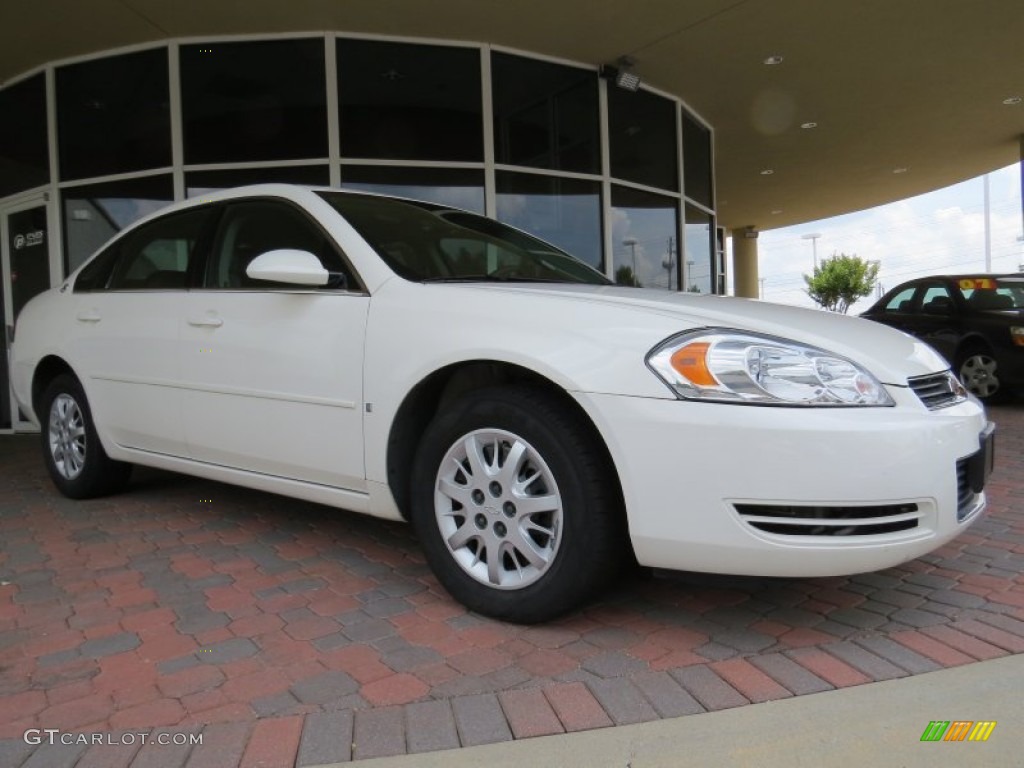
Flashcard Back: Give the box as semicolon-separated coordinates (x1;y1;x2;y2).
670;342;717;386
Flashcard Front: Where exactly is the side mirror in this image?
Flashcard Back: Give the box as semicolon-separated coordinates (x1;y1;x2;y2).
246;249;329;287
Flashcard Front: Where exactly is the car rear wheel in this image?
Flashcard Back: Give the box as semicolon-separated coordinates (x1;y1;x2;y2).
410;386;622;623
957;349;1001;401
40;374;132;499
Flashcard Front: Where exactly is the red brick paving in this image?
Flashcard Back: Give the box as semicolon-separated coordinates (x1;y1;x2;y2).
1;402;1023;765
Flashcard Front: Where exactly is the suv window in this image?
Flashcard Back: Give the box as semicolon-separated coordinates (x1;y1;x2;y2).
77;207;212;292
883;286;916;312
203;200;356;290
919;284;953;315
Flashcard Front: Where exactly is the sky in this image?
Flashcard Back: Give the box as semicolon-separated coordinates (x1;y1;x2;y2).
749;162;1024;312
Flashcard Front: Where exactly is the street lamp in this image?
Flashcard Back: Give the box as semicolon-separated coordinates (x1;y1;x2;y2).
801;232;822;270
623;237;638;286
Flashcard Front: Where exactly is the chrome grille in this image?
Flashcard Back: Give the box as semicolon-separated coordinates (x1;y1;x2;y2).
908;371;967;410
735;503;922;537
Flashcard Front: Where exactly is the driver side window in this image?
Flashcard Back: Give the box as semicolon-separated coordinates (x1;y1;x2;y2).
203;200;357;290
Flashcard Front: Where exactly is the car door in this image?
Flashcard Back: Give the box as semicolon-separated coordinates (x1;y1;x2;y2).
898;281;961;362
179;198;369;490
70;206;214;454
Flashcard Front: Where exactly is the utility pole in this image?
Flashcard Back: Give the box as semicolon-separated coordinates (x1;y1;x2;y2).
759;278;766;299
623;237;638;286
984;174;992;272
662;237;675;290
802;232;822;270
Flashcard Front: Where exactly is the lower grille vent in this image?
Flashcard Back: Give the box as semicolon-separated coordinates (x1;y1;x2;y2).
735;503;922;537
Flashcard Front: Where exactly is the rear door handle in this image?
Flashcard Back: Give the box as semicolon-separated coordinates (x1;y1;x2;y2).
76;310;101;323
187;316;223;328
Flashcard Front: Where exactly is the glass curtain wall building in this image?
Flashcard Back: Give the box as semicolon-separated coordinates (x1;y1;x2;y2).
0;33;717;290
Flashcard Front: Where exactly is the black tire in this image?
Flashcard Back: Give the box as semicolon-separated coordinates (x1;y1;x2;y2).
410;386;623;623
39;374;132;499
956;346;1004;402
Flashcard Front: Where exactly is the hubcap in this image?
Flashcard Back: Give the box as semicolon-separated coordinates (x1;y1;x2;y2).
959;355;999;398
434;429;563;590
48;394;87;480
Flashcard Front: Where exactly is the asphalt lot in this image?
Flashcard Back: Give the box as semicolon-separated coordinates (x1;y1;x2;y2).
1;402;1021;767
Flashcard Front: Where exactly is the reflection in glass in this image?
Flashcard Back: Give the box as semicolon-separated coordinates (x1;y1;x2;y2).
607;87;678;192
684;204;714;294
62;176;174;272
610;186;678;289
186;165;330;198
337;39;483;161
496;172;602;271
682;111;713;208
0;74;49;197
56;48;171;180
340;166;485;213
180;39;328;164
492;53;599;174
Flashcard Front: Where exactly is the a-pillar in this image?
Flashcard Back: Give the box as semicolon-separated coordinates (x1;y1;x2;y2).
731;229;759;298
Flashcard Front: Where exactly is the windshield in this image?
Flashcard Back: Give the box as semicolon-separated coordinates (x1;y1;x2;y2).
317;191;610;285
958;277;1024;310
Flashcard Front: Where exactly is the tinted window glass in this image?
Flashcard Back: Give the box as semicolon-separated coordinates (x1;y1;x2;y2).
104;208;213;290
611;185;678;288
204;200;355;290
62;176;174;273
883;287;916;312
341;166;485;214
492;53;599;174
496;172;603;271
608;87;678;191
682;111;713;207
186;165;330;198
684;204;713;294
337;39;482;161
920;284;954;314
181;39;328;164
318;192;608;285
0;74;49;197
56;48;171;180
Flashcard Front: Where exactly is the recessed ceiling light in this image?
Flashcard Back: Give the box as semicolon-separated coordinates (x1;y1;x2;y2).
893;167;908;174
760;169;774;175
1003;96;1022;105
763;55;784;65
771;209;783;215
800;122;818;129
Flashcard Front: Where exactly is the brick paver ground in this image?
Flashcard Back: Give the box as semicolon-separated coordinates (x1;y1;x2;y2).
1;403;1021;766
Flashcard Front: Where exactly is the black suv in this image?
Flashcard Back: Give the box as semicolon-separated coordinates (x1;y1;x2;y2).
862;274;1024;401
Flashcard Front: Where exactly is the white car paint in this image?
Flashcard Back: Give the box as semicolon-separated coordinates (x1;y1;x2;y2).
10;184;990;585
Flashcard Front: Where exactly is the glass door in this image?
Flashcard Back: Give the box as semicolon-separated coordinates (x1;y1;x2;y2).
2;195;55;431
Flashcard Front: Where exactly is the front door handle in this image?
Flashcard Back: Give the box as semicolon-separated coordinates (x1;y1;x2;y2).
76;310;101;323
187;316;223;328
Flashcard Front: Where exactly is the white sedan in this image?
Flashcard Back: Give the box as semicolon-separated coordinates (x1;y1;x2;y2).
10;185;994;622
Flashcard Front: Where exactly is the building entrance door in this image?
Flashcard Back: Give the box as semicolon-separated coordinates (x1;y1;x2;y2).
2;195;56;431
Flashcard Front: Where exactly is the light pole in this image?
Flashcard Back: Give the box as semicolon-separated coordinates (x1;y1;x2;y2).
802;232;822;270
662;236;675;290
623;237;638;286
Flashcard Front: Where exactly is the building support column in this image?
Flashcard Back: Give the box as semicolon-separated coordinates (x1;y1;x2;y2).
731;229;759;298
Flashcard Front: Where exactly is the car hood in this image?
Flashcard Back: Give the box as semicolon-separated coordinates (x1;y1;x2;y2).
457;283;949;384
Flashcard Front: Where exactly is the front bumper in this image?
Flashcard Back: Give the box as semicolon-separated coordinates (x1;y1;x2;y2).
575;386;989;577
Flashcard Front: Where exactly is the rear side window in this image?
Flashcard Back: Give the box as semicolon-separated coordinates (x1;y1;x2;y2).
76;207;212;291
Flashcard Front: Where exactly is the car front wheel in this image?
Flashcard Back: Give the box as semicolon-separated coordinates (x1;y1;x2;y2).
410;386;622;623
958;350;1001;401
40;374;132;499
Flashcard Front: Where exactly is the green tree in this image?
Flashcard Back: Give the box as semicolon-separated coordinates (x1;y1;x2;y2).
804;253;879;313
614;265;640;287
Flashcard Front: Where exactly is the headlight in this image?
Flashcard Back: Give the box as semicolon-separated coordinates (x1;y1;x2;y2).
647;329;894;406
